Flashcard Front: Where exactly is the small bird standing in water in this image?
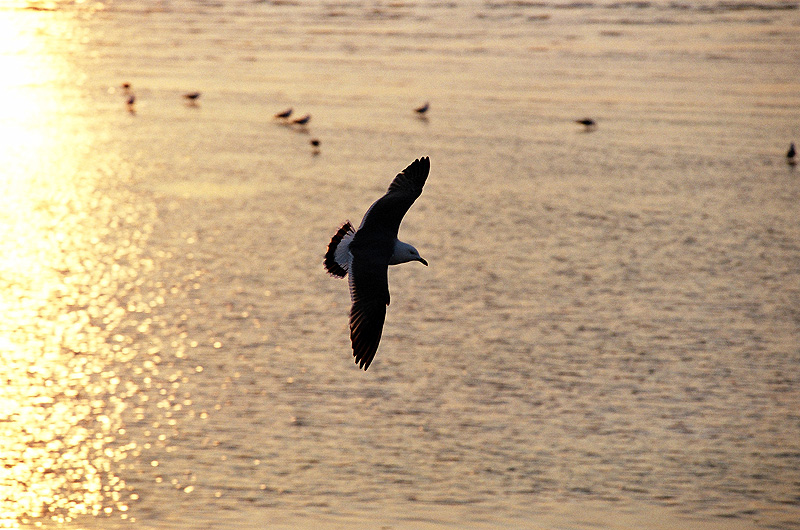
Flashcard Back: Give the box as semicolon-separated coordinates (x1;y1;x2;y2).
274;107;293;120
292;114;311;126
120;83;136;114
126;94;136;115
787;142;797;166
575;118;596;131
183;92;201;105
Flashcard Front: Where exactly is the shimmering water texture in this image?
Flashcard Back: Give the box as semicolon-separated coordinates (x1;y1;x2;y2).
1;1;800;530
0;9;164;526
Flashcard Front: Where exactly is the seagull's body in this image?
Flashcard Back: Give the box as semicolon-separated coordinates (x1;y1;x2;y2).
788;142;796;165
325;157;430;370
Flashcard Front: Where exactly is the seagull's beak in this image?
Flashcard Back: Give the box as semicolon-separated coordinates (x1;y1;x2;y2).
418;257;428;266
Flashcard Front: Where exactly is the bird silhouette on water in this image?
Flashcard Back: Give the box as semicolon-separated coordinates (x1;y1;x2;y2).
576;118;596;131
788;142;797;166
120;83;136;114
126;94;136;115
183;92;201;105
325;157;430;370
292;114;311;126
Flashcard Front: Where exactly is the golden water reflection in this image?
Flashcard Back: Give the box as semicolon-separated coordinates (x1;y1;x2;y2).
0;10;152;526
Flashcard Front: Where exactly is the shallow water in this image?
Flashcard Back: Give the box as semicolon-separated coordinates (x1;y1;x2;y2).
1;1;799;529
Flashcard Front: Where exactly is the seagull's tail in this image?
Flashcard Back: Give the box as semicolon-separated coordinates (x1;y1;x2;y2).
324;221;355;278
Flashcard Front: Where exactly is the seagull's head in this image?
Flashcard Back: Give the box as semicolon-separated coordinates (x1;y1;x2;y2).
390;241;428;267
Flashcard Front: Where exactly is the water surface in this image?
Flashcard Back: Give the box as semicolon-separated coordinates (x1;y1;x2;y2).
1;1;799;529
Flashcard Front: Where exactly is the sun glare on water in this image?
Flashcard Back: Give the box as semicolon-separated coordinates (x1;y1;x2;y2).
0;9;147;527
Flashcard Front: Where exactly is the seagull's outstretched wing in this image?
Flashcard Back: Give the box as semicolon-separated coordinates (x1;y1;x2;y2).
356;156;430;240
346;157;430;370
348;256;388;370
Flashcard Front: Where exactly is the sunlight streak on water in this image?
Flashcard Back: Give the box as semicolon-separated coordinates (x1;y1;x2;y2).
0;10;152;527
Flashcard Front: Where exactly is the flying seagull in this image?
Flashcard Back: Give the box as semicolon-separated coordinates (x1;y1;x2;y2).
415;101;429;114
325;157;430;370
275;107;293;119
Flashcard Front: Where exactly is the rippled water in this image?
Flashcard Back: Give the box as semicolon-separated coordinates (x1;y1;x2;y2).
1;1;799;529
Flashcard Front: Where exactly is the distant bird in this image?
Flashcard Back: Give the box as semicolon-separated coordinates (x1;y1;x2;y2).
121;82;132;93
415;101;429;114
576;118;596;131
126;94;136;114
183;92;201;105
292;114;311;125
788;142;797;166
310;138;321;154
274;107;293;119
325;157;430;370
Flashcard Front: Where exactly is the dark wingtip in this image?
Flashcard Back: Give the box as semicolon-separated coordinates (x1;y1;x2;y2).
415;156;430;176
386;156;430;196
351;326;379;370
355;348;377;370
350;301;384;371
